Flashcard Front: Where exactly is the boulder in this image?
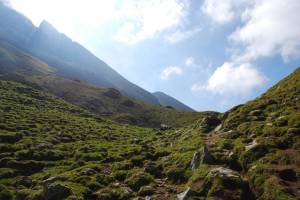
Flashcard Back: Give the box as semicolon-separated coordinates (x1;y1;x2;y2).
208;167;240;179
190;145;213;170
160;124;171;131
249;110;262;116
245;140;258;151
123;187;133;198
177;187;193;200
43;182;71;200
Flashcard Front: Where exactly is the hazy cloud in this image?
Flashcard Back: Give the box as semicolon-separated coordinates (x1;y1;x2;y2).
185;57;195;66
165;27;201;44
160;66;183;80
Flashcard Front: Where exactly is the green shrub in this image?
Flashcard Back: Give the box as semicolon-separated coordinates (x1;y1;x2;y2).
166;167;187;184
125;172;153;191
240;145;269;169
0;185;13;200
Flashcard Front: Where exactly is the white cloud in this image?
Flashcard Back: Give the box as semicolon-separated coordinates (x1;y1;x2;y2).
201;0;249;24
230;0;300;62
202;0;300;61
191;83;205;92
198;0;300;98
114;0;191;44
165;27;201;44
160;66;183;80
202;0;235;24
11;0;190;45
194;62;265;96
185;57;195;66
10;0;119;43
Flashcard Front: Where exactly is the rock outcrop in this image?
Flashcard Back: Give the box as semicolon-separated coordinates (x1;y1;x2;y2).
191;145;213;170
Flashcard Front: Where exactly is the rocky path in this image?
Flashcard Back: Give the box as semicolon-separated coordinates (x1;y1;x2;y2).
202;124;256;200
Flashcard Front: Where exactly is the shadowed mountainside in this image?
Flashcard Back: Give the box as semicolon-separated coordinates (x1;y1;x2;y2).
0;41;206;128
153;91;194;112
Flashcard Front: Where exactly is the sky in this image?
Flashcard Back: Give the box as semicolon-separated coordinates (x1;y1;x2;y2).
7;0;300;112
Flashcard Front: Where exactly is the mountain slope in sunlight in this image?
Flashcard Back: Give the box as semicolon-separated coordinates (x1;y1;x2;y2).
174;67;300;200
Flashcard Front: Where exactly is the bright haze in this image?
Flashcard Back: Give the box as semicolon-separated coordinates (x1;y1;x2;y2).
9;0;300;111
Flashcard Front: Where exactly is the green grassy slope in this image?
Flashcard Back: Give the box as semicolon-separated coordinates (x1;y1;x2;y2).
176;67;300;200
0;69;299;200
0;80;214;200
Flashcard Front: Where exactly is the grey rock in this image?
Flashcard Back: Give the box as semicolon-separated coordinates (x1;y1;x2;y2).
190;145;213;170
209;167;240;179
245;140;258;151
123;187;133;198
160;124;171;131
42;175;67;185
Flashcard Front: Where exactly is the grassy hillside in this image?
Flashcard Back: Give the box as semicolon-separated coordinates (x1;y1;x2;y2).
0;70;299;200
0;41;206;128
0;80;213;200
175;67;300;200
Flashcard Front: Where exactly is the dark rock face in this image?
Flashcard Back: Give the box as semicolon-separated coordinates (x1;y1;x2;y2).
200;115;221;133
279;168;297;182
43;182;71;200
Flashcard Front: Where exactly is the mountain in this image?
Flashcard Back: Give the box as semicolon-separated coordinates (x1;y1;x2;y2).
0;2;161;105
153;91;194;112
0;40;205;127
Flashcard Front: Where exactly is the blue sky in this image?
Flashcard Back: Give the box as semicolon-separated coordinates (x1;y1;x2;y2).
8;0;300;111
